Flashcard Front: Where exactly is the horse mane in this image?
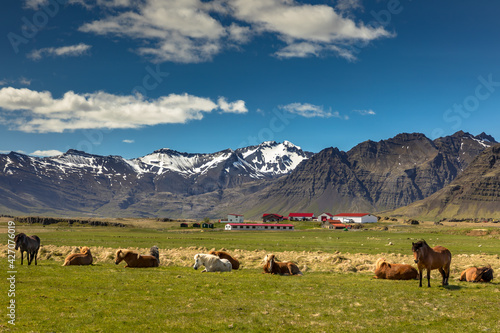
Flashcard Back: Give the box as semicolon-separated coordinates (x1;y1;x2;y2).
14;233;26;242
375;258;387;270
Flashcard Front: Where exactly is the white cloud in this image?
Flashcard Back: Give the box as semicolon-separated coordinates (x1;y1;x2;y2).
24;0;49;10
75;0;392;63
122;139;135;143
28;43;92;60
353;109;376;115
0;87;247;133
280;103;348;119
335;0;363;13
19;77;32;86
31;149;64;157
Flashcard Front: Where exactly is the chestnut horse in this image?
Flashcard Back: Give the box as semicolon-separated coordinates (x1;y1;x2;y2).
374;258;418;280
14;233;40;265
262;254;302;276
460;265;494;282
115;246;159;268
63;246;93;266
208;250;240;270
412;240;451;287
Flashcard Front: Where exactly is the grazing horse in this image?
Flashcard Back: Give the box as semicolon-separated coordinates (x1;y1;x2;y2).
208;250;240;270
374;258;419;280
262;254;302;276
14;233;40;265
115;246;159;268
412;240;451;287
193;254;232;272
460;265;494;282
63;246;93;266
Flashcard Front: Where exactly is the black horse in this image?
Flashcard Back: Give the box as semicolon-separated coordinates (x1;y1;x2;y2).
14;233;41;265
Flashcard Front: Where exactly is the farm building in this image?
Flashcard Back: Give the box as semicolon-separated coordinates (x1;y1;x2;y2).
225;223;294;231
316;212;334;222
202;222;214;229
262;214;284;222
221;214;244;223
288;213;315;221
193;223;201;228
180;223;188;228
333;213;378;223
321;220;351;229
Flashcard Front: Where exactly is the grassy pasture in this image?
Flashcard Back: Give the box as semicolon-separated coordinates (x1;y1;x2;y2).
2;220;500;332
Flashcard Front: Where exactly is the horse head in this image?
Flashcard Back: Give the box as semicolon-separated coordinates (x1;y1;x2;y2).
193;254;201;270
115;250;124;265
264;254;276;272
411;240;426;264
14;233;26;250
81;247;90;255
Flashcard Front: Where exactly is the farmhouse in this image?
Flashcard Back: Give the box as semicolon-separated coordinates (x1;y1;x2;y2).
262;214;284;222
288;213;315;221
333;213;378;223
316;212;334;222
221;214;244;223
225;223;294;231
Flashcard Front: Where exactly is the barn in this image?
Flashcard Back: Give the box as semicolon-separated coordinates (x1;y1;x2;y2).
225;223;294;231
321;219;351;229
287;213;315;221
333;213;378;223
316;212;334;222
262;214;284;222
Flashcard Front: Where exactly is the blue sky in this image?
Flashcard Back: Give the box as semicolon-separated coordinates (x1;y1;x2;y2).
1;0;499;159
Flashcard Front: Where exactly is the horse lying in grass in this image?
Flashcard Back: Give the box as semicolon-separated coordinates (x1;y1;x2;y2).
14;233;41;265
459;265;494;282
63;246;93;266
115;246;159;268
193;254;232;272
374;258;418;280
262;254;302;276
412;240;451;287
208;250;240;270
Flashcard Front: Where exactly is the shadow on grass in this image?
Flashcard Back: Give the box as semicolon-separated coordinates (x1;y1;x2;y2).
442;284;461;290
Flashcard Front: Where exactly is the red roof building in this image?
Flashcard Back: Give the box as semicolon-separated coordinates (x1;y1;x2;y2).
288;213;315;221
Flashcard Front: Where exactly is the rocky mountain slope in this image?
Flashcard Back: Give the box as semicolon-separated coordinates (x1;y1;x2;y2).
387;143;500;219
239;131;498;216
0;132;497;219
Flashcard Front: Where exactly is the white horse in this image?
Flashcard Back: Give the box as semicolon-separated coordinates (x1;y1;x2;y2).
193;254;232;273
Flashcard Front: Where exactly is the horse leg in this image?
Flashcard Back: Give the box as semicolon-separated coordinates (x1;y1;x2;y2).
28;251;33;265
418;269;423;287
34;249;39;265
20;250;24;265
438;268;446;286
427;269;431;287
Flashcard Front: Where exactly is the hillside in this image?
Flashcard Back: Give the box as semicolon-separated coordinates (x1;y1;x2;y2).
386;143;500;219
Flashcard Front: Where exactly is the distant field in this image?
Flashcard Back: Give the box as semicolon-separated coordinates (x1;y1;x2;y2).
1;219;500;332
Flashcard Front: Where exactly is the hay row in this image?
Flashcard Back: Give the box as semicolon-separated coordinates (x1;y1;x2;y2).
1;244;498;276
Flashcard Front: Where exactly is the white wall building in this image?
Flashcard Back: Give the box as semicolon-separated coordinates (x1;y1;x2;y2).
333;213;378;223
226;214;244;223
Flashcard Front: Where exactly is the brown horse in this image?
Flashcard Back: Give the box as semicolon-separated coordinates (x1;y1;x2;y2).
412;240;451;287
459;265;494;282
262;254;302;276
208;250;240;270
63;247;93;266
14;233;41;265
115;246;159;268
374;258;419;280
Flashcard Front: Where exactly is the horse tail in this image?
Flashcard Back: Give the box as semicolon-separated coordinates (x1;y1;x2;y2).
150;246;160;265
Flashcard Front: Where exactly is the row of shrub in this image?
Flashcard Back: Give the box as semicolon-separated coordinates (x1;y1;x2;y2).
14;216;126;227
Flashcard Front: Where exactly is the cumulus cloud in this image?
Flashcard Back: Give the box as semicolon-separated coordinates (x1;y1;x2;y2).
335;0;363;13
76;0;392;63
0;87;247;133
353;109;376;115
280;103;348;119
28;43;92;60
122;139;135;143
31;149;64;157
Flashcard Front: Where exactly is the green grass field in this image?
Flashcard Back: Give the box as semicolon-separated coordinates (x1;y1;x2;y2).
2;220;500;332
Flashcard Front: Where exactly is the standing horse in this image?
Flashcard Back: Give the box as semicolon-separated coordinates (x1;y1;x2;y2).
412;240;451;287
14;233;41;265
